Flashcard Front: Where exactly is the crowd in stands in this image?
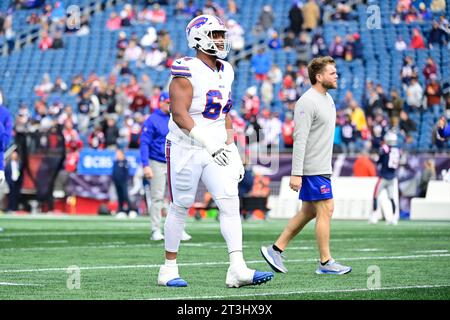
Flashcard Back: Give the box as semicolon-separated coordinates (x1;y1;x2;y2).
1;0;449;179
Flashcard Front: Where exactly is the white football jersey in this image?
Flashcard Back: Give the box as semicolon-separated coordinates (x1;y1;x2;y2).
167;56;234;147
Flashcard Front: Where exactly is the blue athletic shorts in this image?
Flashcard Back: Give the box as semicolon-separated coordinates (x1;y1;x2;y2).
299;176;333;201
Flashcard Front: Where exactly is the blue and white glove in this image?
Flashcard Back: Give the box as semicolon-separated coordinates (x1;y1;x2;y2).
226;143;245;182
189;126;231;166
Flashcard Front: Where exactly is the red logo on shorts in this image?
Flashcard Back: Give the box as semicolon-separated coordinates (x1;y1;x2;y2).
320;185;330;194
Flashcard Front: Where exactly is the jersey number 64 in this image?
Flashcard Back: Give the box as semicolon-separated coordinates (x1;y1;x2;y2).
202;90;232;120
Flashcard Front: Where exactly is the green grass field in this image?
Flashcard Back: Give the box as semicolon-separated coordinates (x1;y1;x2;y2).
0;215;449;300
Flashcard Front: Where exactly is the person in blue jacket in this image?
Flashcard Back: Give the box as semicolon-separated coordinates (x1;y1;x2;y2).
140;92;191;241
437;116;450;139
0;104;13;232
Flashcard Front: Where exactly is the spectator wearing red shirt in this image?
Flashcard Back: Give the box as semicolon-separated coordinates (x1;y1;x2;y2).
149;86;162;113
410;28;426;49
88;125;106;150
38;31;53;50
62;120;82;151
241;86;260;120
149;4;167;23
425;74;442;108
106;12;122;30
124;76;140;101
281;112;294;149
353;151;376;177
129;89;149;113
229;110;246;149
422;57;437;81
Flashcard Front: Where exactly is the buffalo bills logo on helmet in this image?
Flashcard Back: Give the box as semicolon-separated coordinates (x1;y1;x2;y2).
186;16;209;35
215;16;225;26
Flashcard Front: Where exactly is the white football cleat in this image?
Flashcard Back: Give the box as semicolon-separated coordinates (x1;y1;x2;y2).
157;264;188;287
181;230;192;241
225;265;274;288
368;216;378;224
115;211;127;219
150;230;164;241
129;210;138;219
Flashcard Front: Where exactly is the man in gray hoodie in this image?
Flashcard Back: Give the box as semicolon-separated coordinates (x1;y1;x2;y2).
261;56;352;275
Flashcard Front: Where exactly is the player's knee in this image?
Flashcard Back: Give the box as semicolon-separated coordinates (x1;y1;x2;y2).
172;169;197;207
169;202;188;217
215;197;239;217
173;194;195;208
317;200;334;217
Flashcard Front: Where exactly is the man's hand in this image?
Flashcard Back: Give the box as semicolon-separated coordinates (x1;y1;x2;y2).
143;166;153;179
289;175;302;192
210;146;231;166
0;170;5;185
190;126;231;166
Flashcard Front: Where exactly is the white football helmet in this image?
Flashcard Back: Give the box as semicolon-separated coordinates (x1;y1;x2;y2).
185;14;231;59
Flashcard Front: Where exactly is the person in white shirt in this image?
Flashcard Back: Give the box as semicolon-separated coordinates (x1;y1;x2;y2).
395;36;407;51
124;40;143;61
145;45;166;69
406;77;423;110
227;19;245;51
140;27;157;48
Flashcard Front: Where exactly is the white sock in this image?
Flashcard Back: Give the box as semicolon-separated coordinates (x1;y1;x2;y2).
215;197;243;253
165;259;177;266
164;203;187;252
229;251;246;268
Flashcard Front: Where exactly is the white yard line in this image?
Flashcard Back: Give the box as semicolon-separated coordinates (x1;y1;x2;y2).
414;250;448;253
38;240;69;244
0;282;42;286
0;242;234;252
152;284;450;300
0;253;449;274
0;231;144;237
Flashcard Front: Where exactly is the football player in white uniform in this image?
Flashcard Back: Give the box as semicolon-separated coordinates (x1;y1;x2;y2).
157;14;274;288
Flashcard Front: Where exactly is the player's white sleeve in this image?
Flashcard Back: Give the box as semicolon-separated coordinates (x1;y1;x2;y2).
170;58;193;83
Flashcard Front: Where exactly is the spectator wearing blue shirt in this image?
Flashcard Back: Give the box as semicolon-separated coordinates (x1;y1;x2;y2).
50;1;65;23
140;92;191;242
0;104;13;232
437;116;450;139
251;47;272;82
0;104;13;185
268;31;282;50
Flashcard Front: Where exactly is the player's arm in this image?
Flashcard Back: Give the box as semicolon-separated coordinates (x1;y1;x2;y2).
0;123;5;184
139;120;154;179
290;97;314;191
169;77;195;132
225;114;234;145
